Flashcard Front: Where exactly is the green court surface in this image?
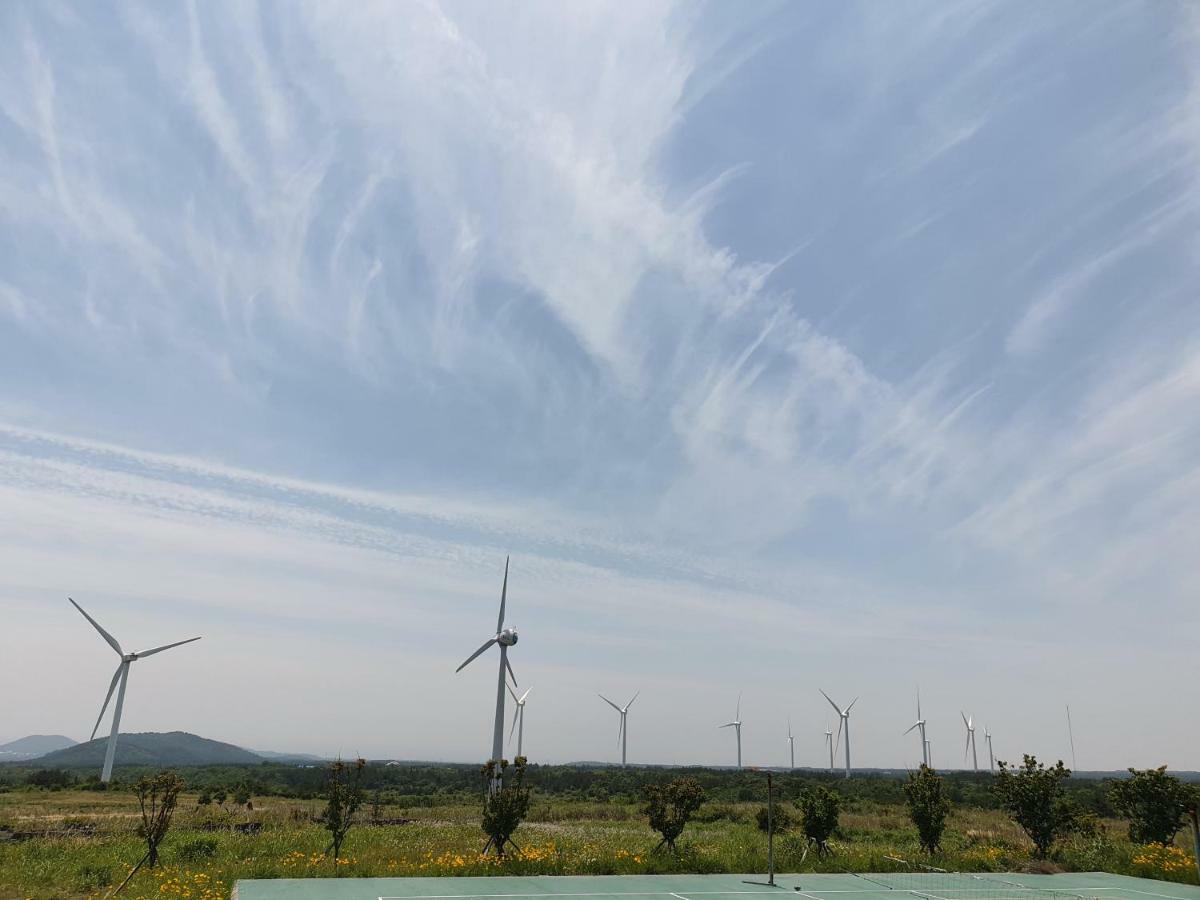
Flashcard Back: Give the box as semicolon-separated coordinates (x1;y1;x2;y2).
231;871;1200;900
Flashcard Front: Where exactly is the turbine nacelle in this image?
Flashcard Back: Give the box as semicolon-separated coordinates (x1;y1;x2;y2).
498;627;518;646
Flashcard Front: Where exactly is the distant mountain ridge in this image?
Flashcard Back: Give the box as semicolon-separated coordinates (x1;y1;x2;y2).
0;735;77;760
33;732;263;768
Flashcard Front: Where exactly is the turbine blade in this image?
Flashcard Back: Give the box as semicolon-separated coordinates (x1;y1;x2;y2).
736;691;741;720
961;710;969;728
964;730;971;760
507;682;519;702
626;690;639;710
616;715;624;747
846;696;859;713
496;556;509;633
69;598;123;656
819;689;842;715
599;694;622;712
510;704;520;740
455;638;496;672
504;652;517;686
519;687;532;703
719;722;736;728
136;636;201;658
903;721;921;735
834;717;843;755
91;663;124;740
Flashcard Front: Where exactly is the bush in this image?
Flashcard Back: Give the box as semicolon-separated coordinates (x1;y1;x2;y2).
992;755;1076;858
905;765;950;854
176;836;220;862
797;785;841;856
24;769;74;790
756;803;794;833
642;777;706;853
1108;767;1196;846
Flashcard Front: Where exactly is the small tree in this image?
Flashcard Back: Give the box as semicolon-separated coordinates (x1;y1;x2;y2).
319;757;366;876
1109;767;1196;846
992;755;1076;858
797;786;841;857
134;771;185;867
233;783;252;811
212;788;227;811
905;765;950;854
642;776;706;853
196;789;212;808
481;757;532;855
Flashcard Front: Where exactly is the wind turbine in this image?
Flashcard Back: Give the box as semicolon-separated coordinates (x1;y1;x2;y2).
984;726;995;773
598;690;639;767
903;690;929;767
506;684;531;759
719;693;743;769
455;556;519;788
70;598;201;783
824;728;834;773
820;689;857;779
961;712;979;772
786;719;795;771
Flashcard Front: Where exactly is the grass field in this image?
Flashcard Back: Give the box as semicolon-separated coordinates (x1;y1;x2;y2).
0;790;1196;899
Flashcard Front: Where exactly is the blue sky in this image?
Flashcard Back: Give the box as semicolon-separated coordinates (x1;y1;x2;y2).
1;0;1198;769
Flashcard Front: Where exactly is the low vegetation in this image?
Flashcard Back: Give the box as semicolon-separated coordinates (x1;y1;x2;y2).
0;761;1197;898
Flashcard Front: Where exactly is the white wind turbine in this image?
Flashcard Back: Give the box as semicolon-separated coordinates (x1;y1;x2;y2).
719;693;743;769
985;726;995;773
598;690;639;767
786;719;795;771
455;557;519;787
824;728;834;773
961;712;979;773
903;690;929;767
820;689;857;779
70;598;201;783
506;684;531;759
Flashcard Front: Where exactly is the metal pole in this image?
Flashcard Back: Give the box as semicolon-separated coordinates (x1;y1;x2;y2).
767;772;775;886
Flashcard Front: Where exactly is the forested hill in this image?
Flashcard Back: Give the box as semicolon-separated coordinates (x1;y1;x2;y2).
31;732;262;768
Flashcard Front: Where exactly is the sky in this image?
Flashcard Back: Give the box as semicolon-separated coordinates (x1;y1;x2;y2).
1;0;1198;772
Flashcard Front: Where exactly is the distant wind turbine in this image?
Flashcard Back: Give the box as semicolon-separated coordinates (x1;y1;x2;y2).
599;690;639;767
824;728;834;773
821;689;857;779
455;556;519;789
984;726;995;773
506;684;531;759
961;712;979;773
903;690;929;767
787;719;795;771
70;598;201;783
719;693;743;769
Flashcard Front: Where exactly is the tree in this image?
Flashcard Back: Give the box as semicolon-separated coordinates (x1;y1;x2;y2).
992;755;1076;857
797;785;841;857
905;765;950;854
1109;767;1197;846
319;757;366;876
233;783;253;811
134;771;185;867
481;757;532;855
642;776;706;853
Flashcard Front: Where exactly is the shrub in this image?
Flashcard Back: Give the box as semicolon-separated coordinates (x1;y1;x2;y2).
992;755;1076;858
176;836;220;862
135;770;186;867
797;785;841;856
642;776;706;853
481;757;532;855
905;765;950;854
756;802;794;833
319;757;366;876
1108;767;1196;846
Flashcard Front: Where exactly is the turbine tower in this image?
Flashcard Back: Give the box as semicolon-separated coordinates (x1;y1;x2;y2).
455;556;519;788
719;693;743;769
961;712;979;773
926;739;932;768
506;684;531;759
903;689;929;767
70;598;201;783
820;689;857;779
786;719;795;771
984;726;995;773
598;690;639;767
824;729;834;773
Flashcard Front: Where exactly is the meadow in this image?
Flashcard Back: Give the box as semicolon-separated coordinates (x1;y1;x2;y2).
1;769;1197;900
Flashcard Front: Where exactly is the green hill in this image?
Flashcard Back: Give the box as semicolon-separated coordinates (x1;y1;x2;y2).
0;735;77;760
34;732;263;768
